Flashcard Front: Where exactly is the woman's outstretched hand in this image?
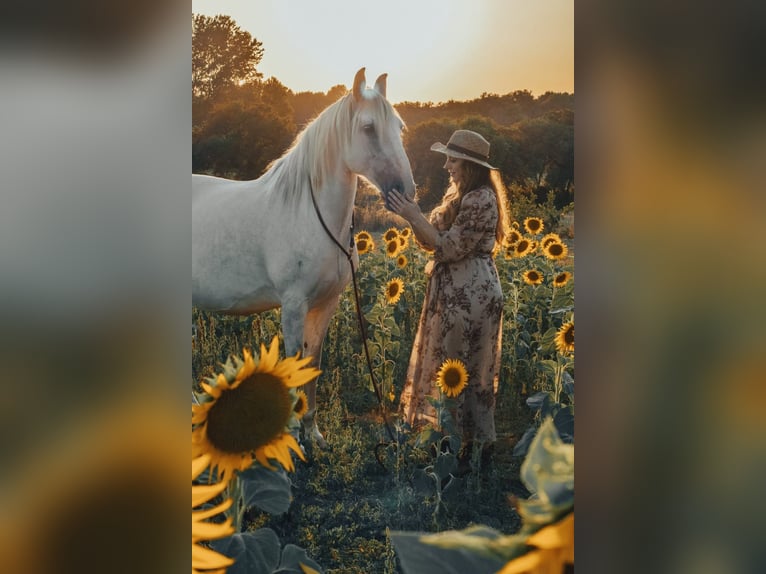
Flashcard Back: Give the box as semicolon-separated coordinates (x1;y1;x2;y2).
388;190;420;222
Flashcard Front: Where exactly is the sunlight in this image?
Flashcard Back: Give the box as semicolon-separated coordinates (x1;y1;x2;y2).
193;0;573;103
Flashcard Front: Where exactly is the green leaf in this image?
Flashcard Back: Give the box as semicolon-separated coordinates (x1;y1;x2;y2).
239;465;293;515
390;531;505;574
433;452;457;481
520;418;574;509
212;529;281;574
275;544;323;574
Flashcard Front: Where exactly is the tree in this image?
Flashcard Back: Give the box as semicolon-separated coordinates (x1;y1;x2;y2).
192;14;265;102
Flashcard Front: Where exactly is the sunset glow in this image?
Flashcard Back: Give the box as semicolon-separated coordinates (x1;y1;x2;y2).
192;0;573;103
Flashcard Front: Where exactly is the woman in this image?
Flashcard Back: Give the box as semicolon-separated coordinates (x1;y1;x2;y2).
388;129;509;466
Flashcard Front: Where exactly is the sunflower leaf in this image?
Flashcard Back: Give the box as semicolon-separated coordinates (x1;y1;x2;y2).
211;528;281;574
390;530;505;574
239;465;293;515
275;544;323;574
433;452;458;481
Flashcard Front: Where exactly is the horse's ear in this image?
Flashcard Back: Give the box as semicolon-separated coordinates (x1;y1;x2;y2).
352;67;366;101
373;73;388;98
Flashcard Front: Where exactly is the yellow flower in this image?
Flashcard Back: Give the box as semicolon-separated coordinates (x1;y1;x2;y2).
385;238;401;258
385;278;404;304
398;235;408;249
511;221;520;229
555;321;574;355
542;233;562;248
529;241;539;253
505;229;522;247
496;513;574;574
514;238;533;258
355;235;374;255
400;227;412;238
523;217;544;235
435;358;469;398
396;254;408;268
192;453;235;574
192;337;320;477
355;230;372;242
293;390;309;420
522;270;543;286
543;241;569;261
553;271;572;288
383;227;400;242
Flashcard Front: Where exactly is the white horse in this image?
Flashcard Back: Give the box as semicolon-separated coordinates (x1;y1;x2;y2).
192;68;415;446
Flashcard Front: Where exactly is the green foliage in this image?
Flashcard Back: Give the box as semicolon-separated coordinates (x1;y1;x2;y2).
391;419;574;574
193;14;265;101
212;528;324;574
192;187;573;574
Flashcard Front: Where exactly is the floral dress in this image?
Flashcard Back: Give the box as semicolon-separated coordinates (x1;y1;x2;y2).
399;186;503;443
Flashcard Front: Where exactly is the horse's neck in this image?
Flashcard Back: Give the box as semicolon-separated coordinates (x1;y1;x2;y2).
313;170;358;244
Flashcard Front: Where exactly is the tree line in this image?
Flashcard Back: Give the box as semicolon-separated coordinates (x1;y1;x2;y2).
193;14;574;213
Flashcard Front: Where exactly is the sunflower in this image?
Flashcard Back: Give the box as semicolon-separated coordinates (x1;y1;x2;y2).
511;221;520;229
529;240;539;253
400;227;412;238
555;321;575;355
383;227;400;242
396;254;408;268
553;271;572;288
293;389;309;420
496;513;574;574
385;278;404;304
436;358;469;398
523;269;543;286
524;217;544;235
398;235;408;249
505;229;522;247
542;233;563;248
355;236;374;255
192;337;321;477
514;238;533;258
385;238;401;258
543;241;569;261
192;453;235;574
355;230;372;242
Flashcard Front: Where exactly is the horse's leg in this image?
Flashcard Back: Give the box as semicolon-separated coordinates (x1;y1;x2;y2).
300;295;341;448
280;298;309;436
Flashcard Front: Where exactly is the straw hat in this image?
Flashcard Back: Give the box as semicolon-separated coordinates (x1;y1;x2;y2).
430;129;496;169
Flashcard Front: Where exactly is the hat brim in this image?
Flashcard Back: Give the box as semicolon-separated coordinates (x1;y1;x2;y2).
430;142;496;170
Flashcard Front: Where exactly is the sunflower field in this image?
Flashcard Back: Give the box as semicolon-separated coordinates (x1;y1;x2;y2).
192;215;574;574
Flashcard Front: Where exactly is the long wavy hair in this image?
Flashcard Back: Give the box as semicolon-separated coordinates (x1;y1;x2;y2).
431;159;510;245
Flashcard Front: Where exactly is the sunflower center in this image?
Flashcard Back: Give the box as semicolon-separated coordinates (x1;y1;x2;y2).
388;284;399;297
206;373;293;453
443;368;462;388
549;244;563;256
565;327;574;345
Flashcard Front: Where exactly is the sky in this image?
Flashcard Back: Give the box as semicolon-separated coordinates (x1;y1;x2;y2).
192;0;573;104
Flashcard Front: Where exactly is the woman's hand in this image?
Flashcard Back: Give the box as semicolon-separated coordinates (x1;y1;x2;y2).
388;189;420;222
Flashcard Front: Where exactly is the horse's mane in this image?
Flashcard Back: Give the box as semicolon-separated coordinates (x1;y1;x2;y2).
260;90;398;203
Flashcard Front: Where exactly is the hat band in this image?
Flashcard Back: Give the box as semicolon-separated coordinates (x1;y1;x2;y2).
446;142;489;162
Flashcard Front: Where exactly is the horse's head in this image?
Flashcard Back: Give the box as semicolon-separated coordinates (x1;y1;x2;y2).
345;68;416;209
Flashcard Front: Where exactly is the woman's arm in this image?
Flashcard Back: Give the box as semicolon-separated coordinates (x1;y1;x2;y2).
387;190;438;250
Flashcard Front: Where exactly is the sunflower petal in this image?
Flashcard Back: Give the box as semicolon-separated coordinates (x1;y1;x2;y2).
192;498;232;521
283;433;307;462
192;542;235;569
255;448;277;471
192;453;211;480
192;481;228;507
192;516;234;543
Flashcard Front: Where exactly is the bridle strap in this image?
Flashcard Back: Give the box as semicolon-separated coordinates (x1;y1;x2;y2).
308;181;397;448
